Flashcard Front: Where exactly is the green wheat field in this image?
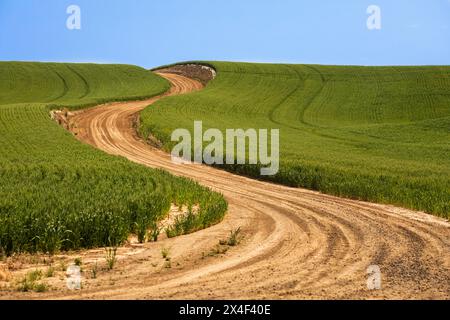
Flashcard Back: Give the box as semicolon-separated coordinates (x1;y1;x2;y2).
0;62;227;255
141;62;450;218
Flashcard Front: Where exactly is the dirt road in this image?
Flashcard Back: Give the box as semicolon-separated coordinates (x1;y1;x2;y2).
43;73;450;299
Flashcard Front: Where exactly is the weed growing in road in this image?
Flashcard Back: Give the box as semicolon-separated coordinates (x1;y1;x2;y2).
105;247;117;270
74;258;82;267
161;248;170;260
91;263;98;279
208;245;229;257
220;227;242;247
34;283;49;293
16;270;48;292
202;228;243;259
59;261;67;272
45;266;55;278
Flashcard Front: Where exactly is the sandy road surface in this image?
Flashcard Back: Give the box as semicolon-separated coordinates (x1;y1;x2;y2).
40;73;450;299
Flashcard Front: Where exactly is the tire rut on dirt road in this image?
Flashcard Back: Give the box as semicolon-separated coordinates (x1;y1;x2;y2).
51;72;450;299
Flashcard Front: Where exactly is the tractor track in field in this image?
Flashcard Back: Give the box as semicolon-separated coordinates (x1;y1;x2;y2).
22;72;450;299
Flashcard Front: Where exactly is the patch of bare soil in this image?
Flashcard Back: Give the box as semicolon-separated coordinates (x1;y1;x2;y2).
50;109;75;131
2;71;449;300
157;64;216;85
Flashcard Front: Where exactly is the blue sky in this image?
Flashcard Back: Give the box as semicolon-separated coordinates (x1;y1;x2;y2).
0;0;449;68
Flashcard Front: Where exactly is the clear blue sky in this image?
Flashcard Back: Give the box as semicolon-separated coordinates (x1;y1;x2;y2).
0;0;449;68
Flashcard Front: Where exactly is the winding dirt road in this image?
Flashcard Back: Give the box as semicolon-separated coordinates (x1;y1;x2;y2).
48;72;450;299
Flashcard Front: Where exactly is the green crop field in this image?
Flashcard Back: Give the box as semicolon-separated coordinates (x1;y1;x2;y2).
141;62;450;218
0;62;227;256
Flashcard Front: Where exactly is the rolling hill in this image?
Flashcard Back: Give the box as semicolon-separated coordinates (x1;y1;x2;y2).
140;62;450;217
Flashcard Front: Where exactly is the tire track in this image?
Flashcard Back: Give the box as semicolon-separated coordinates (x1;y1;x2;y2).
66;65;91;99
48;71;69;102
